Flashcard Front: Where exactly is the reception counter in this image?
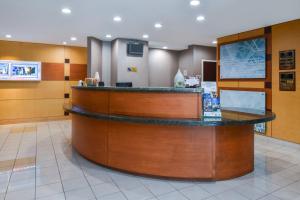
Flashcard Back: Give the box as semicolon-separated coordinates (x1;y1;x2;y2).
65;86;275;180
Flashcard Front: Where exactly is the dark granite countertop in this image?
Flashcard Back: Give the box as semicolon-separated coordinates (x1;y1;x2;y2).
72;86;203;93
64;105;275;127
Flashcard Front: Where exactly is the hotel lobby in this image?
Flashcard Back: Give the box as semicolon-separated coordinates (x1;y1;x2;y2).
0;0;300;199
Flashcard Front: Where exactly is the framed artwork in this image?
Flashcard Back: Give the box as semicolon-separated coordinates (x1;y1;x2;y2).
0;60;41;81
279;71;296;91
220;37;266;79
0;62;9;80
279;50;295;70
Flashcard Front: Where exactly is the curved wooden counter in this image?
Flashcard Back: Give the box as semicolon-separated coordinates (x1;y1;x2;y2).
67;86;275;180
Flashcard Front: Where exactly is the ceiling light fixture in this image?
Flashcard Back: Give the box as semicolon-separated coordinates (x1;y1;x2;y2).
62;8;71;14
113;16;122;22
5;34;12;38
142;34;149;39
70;37;77;41
106;34;112;38
163;46;168;49
196;15;205;21
212;40;217;44
62;41;67;45
190;0;200;6
154;23;162;29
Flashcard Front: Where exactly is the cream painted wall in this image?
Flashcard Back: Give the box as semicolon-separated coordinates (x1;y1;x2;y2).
179;45;216;77
148;49;179;87
111;39;149;87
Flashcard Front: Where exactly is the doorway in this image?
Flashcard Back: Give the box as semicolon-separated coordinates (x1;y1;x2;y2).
202;60;217;82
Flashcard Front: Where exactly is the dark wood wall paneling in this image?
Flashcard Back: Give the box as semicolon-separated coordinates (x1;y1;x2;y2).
264;26;273;111
41;63;64;81
70;64;87;81
41;63;87;81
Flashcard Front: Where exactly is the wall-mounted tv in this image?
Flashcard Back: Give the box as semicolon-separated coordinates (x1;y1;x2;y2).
220;37;266;79
0;60;41;81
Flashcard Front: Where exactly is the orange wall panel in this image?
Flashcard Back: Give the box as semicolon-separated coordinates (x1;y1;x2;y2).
70;64;87;81
0;40;87;123
238;28;264;40
271;19;300;143
42;63;65;81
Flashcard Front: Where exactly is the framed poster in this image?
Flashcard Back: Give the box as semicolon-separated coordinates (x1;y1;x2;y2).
0;62;9;80
220;90;266;115
279;50;295;70
254;123;266;135
220;37;266;79
0;60;41;81
280;71;296;91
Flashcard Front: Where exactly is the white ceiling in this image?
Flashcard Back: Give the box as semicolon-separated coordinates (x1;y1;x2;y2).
0;0;299;50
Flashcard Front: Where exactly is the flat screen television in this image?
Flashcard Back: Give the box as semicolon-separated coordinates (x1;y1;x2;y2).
0;60;41;81
220;37;266;79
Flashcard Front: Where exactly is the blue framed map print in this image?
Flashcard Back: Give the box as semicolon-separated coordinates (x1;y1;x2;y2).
0;60;41;81
220;37;266;79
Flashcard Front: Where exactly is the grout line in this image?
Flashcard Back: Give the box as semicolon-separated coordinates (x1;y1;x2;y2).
3;126;25;199
34;123;37;200
48;122;67;200
58;120;99;200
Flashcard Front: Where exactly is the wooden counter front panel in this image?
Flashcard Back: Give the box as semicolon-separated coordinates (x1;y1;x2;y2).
108;121;213;179
72;115;108;165
72;89;109;114
214;125;254;180
109;92;201;119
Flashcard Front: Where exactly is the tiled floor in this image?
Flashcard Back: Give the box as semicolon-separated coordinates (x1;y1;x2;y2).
0;120;300;200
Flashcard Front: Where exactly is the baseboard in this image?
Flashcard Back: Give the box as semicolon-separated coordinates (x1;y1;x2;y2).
0;115;71;125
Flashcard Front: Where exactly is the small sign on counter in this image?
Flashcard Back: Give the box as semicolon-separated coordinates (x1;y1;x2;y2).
202;93;222;117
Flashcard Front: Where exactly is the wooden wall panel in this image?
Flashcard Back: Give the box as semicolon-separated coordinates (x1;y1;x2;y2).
0;40;87;123
18;43;64;63
217;19;300;144
271;19;300;143
217;24;272;139
70;64;87;81
218;34;239;44
65;46;87;64
0;81;64;100
238;28;264;40
42;63;65;81
0;99;64;120
238;81;265;89
0;41;20;60
65;63;70;76
0;40;65;63
217;81;239;88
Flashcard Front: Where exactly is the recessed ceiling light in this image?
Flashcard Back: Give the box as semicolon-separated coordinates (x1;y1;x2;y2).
190;0;200;6
163;46;168;49
106;34;112;38
113;16;122;22
212;40;217;44
142;34;149;39
196;15;205;21
62;8;71;14
62;41;67;45
70;37;77;41
154;23;162;29
5;34;12;38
